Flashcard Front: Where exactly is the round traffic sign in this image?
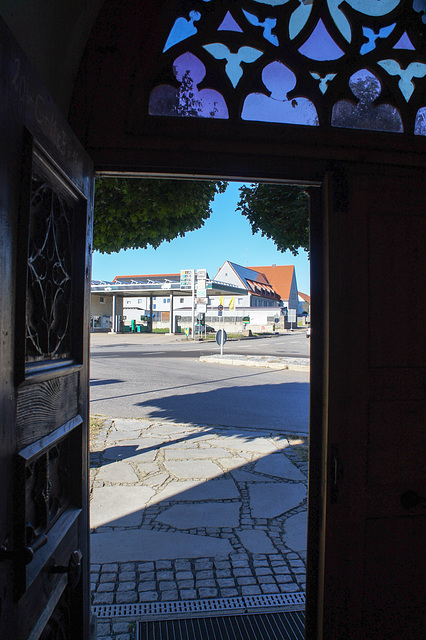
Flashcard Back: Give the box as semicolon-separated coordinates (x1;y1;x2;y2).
216;329;227;346
218;304;223;311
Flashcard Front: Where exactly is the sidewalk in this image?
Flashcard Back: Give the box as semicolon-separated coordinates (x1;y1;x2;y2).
89;417;308;615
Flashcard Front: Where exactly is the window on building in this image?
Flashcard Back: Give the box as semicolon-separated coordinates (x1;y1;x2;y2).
167;298;170;303
163;298;166;303
99;296;105;303
138;298;142;304
238;298;243;305
153;304;156;309
180;298;184;303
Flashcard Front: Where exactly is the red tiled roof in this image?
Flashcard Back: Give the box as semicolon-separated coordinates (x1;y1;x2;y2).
246;279;279;299
250;265;295;300
298;291;311;304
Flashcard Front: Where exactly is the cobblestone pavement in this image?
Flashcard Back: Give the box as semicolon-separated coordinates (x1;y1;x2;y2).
90;418;308;639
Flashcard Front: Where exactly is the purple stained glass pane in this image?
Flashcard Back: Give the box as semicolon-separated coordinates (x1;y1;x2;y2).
149;52;228;119
298;19;344;60
414;107;426;134
174;52;205;84
332;69;403;132
242;61;318;125
218;11;243;32
393;32;416;50
149;85;179;116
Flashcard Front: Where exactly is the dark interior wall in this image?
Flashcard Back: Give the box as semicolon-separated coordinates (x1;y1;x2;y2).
0;0;104;113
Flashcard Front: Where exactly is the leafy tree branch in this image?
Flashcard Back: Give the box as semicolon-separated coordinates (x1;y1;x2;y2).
94;178;227;253
237;183;309;256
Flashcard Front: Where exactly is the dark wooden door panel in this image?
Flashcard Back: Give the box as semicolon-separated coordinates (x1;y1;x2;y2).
15;416;83;596
363;516;426;638
0;17;93;638
318;166;426;640
16;374;80;449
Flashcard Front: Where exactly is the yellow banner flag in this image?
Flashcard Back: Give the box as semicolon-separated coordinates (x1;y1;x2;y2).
219;296;224;306
229;296;235;310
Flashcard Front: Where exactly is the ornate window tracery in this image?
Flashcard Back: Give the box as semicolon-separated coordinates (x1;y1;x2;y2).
148;0;426;135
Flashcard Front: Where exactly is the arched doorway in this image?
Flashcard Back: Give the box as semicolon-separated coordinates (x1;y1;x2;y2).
71;3;426;637
1;1;425;638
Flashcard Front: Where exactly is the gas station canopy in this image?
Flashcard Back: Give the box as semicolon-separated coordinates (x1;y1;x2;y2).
91;278;247;298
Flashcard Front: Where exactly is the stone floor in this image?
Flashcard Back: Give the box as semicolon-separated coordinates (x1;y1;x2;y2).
90;418;308;639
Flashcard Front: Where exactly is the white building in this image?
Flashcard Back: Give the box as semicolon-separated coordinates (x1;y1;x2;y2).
210;261;281;309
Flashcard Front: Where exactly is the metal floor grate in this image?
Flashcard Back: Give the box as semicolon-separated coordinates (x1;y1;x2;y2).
138;610;305;640
92;592;305;619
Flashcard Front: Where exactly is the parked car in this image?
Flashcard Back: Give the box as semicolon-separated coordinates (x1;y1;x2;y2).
306;325;311;338
195;323;215;333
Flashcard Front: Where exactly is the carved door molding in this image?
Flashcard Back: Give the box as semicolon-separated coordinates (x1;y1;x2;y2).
0;18;93;639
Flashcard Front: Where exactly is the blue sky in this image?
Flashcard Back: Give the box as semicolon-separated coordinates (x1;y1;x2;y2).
92;181;311;294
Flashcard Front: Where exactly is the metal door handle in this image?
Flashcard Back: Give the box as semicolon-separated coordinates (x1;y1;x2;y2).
24;533;48;564
50;549;83;589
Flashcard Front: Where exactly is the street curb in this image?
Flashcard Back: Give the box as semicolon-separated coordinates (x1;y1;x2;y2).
199;355;310;371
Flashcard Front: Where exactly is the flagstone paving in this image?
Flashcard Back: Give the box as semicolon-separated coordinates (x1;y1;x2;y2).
90;418;308;607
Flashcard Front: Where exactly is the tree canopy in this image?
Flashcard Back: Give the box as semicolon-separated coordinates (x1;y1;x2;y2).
94;178;227;253
93;178;309;257
236;183;309;256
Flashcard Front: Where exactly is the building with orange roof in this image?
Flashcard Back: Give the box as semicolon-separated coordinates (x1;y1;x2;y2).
250;265;299;311
298;291;311;320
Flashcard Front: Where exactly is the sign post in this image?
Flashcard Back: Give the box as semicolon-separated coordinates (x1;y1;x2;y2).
287;308;296;331
216;328;227;356
181;269;195;339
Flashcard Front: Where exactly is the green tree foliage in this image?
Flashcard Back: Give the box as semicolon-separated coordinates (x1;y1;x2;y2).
94;178;227;253
237;183;309;256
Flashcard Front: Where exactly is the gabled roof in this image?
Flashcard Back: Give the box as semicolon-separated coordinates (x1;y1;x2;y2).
298;291;311;304
215;261;280;300
250;265;295;300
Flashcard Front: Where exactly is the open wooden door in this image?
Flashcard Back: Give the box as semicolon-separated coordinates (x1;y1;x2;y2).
310;164;426;640
0;19;93;639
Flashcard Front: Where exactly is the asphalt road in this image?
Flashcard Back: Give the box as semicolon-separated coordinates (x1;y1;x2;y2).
90;332;310;434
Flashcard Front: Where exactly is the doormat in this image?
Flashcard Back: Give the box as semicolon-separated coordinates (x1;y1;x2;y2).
138;610;305;640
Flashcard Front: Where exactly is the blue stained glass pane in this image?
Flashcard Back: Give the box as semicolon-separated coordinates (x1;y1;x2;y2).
163;11;201;52
344;0;400;15
203;44;263;87
310;72;337;94
328;0;401;42
413;0;426;24
360;24;396;55
250;0;291;5
289;1;313;40
332;69;403;132
242;61;318;124
298;19;344;60
242;10;279;46
378;59;426;101
414;106;426;134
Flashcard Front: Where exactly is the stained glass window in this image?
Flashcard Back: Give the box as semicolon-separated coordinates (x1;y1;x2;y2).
149;0;426;135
